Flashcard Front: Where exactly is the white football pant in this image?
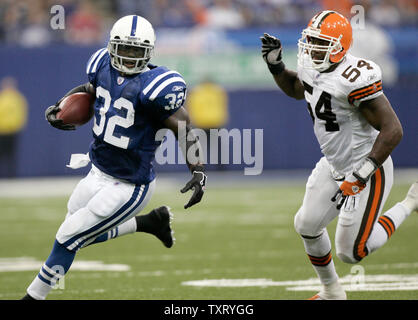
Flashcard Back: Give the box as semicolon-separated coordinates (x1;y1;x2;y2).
294;156;393;263
56;165;155;251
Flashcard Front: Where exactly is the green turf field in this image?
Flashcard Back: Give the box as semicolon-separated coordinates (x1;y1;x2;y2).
0;180;417;300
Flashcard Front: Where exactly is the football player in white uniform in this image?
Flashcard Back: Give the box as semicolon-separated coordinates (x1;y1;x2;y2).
261;10;417;299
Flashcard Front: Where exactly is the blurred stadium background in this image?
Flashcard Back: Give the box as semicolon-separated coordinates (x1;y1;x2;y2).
0;0;417;300
0;0;416;177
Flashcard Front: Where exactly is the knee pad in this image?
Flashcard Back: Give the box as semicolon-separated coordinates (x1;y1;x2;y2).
294;208;322;237
56;207;92;244
67;197;79;216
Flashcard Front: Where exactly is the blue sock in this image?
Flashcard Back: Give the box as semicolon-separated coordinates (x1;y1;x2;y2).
37;240;75;287
87;227;119;246
27;240;76;299
91;232;110;244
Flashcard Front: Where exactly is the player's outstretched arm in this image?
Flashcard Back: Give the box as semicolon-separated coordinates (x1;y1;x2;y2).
163;107;207;209
45;82;96;130
260;33;305;100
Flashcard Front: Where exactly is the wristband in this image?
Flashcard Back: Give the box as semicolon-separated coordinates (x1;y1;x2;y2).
190;164;205;174
353;157;379;184
268;61;285;75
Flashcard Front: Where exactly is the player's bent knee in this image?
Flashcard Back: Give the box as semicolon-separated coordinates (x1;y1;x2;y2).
67;198;79;216
336;250;359;264
56;207;92;244
294;210;304;234
335;236;362;264
294;209;321;237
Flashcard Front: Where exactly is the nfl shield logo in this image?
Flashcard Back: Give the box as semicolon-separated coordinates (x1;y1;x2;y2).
117;76;125;85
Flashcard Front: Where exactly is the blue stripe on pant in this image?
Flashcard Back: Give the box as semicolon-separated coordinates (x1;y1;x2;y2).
62;184;148;251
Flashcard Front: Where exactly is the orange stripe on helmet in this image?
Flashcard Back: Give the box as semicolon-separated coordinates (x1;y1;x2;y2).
319;12;353;63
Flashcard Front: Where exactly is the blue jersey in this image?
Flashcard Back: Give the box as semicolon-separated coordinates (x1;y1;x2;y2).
85;48;187;185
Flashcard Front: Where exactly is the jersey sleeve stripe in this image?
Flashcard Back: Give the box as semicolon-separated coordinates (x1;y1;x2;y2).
148;77;186;101
86;48;106;74
348;81;382;104
350;83;382;100
348;80;382;97
348;87;382;104
90;49;108;74
142;71;180;95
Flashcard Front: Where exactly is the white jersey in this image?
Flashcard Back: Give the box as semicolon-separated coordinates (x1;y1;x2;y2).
297;53;383;176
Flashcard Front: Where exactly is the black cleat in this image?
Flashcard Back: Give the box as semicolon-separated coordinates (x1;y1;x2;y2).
136;206;175;248
21;293;36;300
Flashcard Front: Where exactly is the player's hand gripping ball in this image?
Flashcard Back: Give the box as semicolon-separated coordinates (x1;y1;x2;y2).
46;92;95;130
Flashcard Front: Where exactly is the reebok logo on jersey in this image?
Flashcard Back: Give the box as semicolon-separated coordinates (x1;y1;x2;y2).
172;85;184;92
367;74;377;82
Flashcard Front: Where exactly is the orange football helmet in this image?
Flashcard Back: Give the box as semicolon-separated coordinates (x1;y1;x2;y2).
297;10;353;71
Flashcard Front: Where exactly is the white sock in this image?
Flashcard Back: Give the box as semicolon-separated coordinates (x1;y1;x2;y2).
367;202;410;253
116;217;137;236
27;275;53;300
301;229;339;285
88;218;138;246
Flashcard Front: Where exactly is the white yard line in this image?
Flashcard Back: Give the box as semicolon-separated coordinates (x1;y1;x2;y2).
0;257;130;272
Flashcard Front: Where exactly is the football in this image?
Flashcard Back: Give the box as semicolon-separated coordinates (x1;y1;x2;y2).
56;92;95;126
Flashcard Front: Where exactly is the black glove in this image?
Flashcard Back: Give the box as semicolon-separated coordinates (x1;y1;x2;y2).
45;102;75;131
181;169;207;209
260;33;285;75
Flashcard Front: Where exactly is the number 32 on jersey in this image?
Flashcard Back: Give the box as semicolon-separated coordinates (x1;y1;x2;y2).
93;86;134;149
92;87;185;149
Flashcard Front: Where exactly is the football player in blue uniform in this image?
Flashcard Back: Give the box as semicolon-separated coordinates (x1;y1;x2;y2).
22;15;207;300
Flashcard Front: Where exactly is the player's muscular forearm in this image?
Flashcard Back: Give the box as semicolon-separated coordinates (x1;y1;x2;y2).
164;107;206;209
359;94;403;166
272;70;305;100
163;107;204;172
59;82;95;103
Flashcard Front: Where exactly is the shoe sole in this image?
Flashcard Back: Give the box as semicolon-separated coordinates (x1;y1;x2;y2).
157;206;175;248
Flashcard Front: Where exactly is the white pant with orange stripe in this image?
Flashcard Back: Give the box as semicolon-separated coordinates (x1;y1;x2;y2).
56;165;155;251
294;156;393;264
